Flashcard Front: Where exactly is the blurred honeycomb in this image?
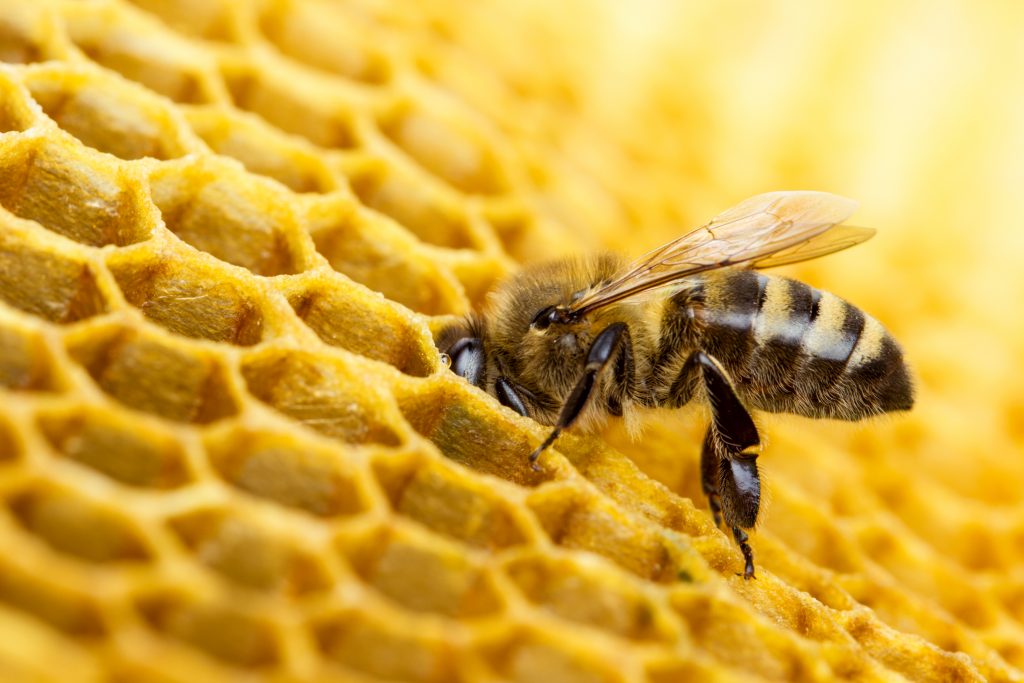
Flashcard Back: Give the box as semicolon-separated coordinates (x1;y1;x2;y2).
2;1;1023;682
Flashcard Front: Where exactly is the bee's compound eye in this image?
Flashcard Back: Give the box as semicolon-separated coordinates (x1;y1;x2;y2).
447;337;485;387
531;305;560;330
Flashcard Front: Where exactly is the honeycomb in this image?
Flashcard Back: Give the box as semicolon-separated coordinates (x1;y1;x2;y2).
1;1;1023;682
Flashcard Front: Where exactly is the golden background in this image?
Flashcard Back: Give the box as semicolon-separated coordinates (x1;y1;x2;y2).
0;0;1022;681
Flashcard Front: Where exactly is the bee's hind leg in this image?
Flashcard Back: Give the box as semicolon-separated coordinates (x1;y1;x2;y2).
696;352;761;580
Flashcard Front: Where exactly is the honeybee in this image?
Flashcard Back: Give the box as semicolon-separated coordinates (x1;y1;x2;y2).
435;192;913;579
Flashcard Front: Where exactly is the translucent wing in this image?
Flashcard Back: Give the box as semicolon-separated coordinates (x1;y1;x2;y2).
569;191;871;316
752;224;875;269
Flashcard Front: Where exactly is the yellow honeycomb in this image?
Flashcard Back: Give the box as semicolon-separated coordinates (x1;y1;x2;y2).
1;1;1023;682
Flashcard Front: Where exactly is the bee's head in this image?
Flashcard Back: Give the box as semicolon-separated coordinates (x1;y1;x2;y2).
435;254;624;391
493;255;621;336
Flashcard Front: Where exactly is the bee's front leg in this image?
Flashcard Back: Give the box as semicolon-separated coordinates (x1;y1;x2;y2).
495;376;530;416
695;352;761;580
528;322;629;470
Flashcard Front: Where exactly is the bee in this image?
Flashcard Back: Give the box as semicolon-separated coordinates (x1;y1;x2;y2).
435;192;913;579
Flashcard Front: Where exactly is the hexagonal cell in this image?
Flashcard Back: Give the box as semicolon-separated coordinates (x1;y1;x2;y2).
309;201;469;315
123;0;238;42
167;509;333;595
0;318;59;392
0;222;108;323
36;404;190;488
850;522;997;630
149;160;311;276
485;204;556;264
502;552;672;641
312;610;459;683
432;248;510;310
376;99;510;196
0;559;105;637
395;381;543;486
0;139;153;246
136;591;280;668
221;60;359;150
337;522;502;617
203;426;369;517
258;0;392;84
667;588;812;682
346;158;483;249
66;324;240;424
64;4;214;104
372;454;530;549
280;273;433;377
107;247;266;346
25;67;194;160
240;348;404;446
0;73;36;133
185;107;339;193
839;579;970;663
526;483;677;582
7;484;151;564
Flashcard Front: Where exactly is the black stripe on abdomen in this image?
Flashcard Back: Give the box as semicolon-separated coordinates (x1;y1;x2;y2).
746;277;814;390
796;291;865;398
695;271;765;375
743;276;865;415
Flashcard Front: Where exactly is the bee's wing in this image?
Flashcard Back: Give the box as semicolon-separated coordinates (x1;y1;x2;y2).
751;223;875;268
569;191;871;316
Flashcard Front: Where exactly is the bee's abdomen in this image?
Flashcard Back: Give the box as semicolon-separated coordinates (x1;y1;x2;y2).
691;272;913;420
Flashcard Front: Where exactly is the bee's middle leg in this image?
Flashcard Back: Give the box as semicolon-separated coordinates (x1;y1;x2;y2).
695;352;761;579
700;427;723;529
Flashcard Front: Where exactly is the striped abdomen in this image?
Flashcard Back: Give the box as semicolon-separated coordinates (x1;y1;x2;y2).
663;270;912;419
